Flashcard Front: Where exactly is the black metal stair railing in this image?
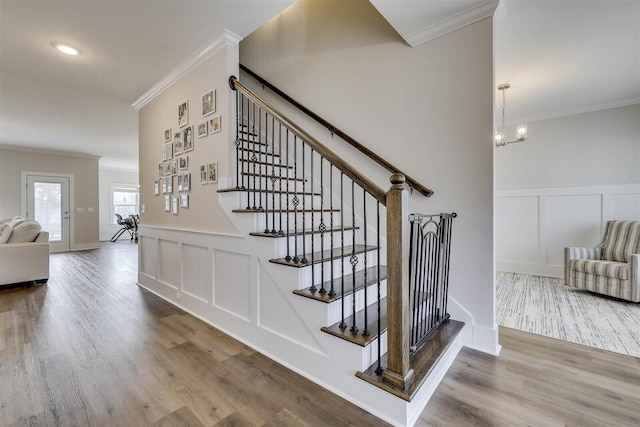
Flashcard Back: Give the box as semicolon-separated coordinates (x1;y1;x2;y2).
230;75;388;375
408;212;456;352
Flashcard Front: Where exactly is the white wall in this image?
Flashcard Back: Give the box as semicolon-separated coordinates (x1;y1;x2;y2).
496;104;640;276
240;0;498;351
99;168;138;241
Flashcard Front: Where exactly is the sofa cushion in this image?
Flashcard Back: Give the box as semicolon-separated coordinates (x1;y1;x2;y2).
0;218;12;225
0;223;12;244
7;221;41;243
570;259;629;280
601;220;640;263
8;216;26;228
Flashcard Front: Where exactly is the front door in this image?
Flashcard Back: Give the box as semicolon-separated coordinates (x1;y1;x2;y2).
25;174;71;253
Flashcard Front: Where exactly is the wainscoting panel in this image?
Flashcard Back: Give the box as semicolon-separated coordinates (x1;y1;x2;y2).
182;243;211;303
214;250;251;321
546;194;602;267
497;184;640;277
139;236;157;279
158;239;180;289
495;196;539;265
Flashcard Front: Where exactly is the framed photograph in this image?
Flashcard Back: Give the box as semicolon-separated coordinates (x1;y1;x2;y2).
172;197;179;215
200;165;207;185
158;162;163;177
183;125;194;152
174;131;183;155
183;173;191;191
178;100;189;128
164;195;171;212
171;159;178;176
208;115;221;134
208;162;218;184
164;128;172;142
165;142;173;160
162;177;167;194
179;156;188;170
163;161;171;176
201;90;215;117
153;179;159;196
180;194;189;209
198;122;208;138
177;175;183;192
166;176;173;193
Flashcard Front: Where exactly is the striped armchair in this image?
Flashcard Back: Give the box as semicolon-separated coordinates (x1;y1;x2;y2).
565;220;640;302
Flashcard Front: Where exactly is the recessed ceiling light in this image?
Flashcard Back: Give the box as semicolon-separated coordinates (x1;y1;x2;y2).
53;42;79;56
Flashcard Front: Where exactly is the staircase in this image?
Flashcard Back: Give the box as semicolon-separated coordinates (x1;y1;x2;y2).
219;74;465;416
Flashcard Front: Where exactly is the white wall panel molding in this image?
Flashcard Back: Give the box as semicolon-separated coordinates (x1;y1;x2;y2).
497;183;640;277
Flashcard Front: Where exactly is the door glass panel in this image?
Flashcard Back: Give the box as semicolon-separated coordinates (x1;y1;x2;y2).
34;182;62;242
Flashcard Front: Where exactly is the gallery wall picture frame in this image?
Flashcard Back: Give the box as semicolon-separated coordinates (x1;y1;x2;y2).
165;142;174;160
178;100;189;128
200;165;207;185
154;179;159;196
198;122;208;138
208;115;221;134
180;194;189;209
164;195;171;212
208;162;218;184
179;156;188;170
163;161;171;176
202;90;215;117
177;175;183;192
164;128;172;142
158;163;163;177
172;197;179;215
183;173;191;191
174;132;183;155
183;125;194;152
166;176;173;193
162;178;167;194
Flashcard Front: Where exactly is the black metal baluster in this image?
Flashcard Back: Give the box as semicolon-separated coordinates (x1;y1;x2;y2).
251;102;257;208
285;130;291;262
235;89;240;189
241;94;247;191
409;217;418;347
329;165;336;298
339;173;346;330
263;112;269;231
292;135;299;263
375;201;382;375
271;117;276;234
319;158;326;295
301;143;308;264
257;107;263;210
362;190;369;337
309;148;316;292
278;123;283;235
350;181;358;334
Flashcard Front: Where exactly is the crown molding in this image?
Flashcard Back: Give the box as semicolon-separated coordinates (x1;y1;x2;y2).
0;143;101;159
132;29;242;110
404;0;499;47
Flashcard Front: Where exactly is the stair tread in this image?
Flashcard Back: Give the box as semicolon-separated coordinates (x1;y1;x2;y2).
233;208;339;213
241;172;306;182
240;160;293;168
355;319;465;401
321;297;388;347
218;188;321;196
294;265;387;303
270;244;378;268
238;147;279;157
250;226;358;239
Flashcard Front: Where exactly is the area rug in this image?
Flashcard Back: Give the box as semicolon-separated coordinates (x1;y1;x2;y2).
496;271;640;358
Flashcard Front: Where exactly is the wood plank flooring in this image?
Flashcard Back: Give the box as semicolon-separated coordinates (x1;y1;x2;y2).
1;242;639;426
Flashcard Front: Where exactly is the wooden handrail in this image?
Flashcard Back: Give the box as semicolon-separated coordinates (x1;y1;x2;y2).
239;64;434;198
229;76;387;205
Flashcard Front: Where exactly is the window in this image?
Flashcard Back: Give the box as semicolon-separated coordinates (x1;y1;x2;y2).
112;185;139;224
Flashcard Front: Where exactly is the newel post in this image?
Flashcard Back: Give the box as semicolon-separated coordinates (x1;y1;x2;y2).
382;173;415;389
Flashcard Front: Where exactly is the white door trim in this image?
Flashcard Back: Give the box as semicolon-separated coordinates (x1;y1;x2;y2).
21;171;75;252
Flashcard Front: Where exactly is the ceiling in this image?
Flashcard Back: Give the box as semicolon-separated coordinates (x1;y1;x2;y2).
1;0;638;171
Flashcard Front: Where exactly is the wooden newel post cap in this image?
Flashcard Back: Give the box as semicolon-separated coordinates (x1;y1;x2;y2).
390;173;406;189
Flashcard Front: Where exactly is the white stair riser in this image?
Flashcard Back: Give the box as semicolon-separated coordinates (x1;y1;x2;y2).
255;211;344;232
326;280;388;326
238;192;323;210
297;251;380;286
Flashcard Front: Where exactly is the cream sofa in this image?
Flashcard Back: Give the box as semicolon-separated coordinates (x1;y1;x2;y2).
0;217;50;286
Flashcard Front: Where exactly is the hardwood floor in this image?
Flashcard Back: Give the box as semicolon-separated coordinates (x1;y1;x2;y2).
1;242;639;426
